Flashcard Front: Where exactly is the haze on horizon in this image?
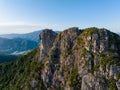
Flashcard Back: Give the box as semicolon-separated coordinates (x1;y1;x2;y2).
0;0;120;34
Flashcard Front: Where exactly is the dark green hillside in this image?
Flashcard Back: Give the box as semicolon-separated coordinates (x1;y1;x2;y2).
0;48;45;90
0;54;18;63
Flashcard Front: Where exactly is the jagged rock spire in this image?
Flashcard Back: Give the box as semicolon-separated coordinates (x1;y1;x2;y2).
39;29;57;62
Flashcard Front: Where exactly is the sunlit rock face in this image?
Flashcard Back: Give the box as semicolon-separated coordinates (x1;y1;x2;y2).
39;27;120;90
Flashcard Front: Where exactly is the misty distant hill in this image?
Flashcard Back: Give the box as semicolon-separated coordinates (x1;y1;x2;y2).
0;30;59;55
0;30;59;63
0;30;42;43
118;33;120;35
0;30;60;43
0;37;38;55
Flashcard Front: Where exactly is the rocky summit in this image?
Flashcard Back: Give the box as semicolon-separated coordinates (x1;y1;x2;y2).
0;27;120;90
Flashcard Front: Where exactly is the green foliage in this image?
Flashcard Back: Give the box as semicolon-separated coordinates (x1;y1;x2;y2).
62;52;69;59
82;27;98;37
62;49;70;59
94;64;100;71
99;50;120;71
57;32;62;41
116;73;120;79
50;48;60;65
81;48;88;57
37;80;46;90
81;48;89;64
68;67;81;89
89;69;94;75
100;58;109;71
108;32;120;49
76;37;85;46
108;78;117;90
89;58;94;74
0;48;45;90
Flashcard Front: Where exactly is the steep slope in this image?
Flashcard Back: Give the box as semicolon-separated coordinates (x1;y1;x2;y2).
40;28;120;90
0;27;120;90
0;48;45;90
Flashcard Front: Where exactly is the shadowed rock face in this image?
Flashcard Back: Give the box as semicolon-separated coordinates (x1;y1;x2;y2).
39;29;57;62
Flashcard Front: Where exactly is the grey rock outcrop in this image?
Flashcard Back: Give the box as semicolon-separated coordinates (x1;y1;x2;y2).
39;29;57;62
0;27;120;90
38;27;120;90
116;80;120;90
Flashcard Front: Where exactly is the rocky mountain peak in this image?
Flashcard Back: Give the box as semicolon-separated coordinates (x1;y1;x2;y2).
79;28;120;53
64;27;79;32
39;27;120;90
0;27;120;90
39;29;57;62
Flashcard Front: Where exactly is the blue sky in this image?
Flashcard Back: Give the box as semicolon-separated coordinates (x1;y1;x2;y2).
0;0;120;34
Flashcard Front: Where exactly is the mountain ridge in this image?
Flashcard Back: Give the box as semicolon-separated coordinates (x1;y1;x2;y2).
0;27;120;90
0;30;60;43
0;30;42;42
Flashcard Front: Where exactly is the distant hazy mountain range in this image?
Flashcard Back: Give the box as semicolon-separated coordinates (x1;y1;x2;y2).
118;33;120;35
0;30;42;63
0;30;42;43
0;37;38;63
0;30;43;54
0;30;59;63
0;37;38;55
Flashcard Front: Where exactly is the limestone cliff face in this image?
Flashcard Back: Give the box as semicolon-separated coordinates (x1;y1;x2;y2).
1;27;120;90
39;29;57;62
38;27;120;90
